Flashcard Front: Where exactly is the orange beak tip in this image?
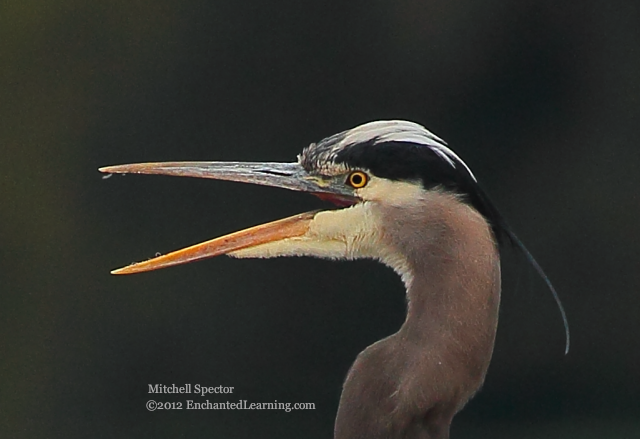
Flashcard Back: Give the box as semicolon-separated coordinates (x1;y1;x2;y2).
110;264;144;275
110;267;130;275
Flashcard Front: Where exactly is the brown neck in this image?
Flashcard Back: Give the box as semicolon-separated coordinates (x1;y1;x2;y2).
381;191;501;370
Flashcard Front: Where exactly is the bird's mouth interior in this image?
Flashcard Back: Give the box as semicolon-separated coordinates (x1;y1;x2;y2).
312;192;359;208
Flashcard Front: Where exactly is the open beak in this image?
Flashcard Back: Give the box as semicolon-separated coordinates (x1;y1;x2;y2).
99;161;358;274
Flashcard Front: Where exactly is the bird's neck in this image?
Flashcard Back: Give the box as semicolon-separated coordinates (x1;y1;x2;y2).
382;192;502;376
334;193;502;439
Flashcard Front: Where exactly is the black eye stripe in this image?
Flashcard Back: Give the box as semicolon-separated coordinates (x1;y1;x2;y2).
334;140;507;245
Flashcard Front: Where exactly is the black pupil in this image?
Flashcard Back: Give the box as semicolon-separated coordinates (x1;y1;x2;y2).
351;174;363;185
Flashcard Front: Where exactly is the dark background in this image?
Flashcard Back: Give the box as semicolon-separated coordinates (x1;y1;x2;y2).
2;1;639;438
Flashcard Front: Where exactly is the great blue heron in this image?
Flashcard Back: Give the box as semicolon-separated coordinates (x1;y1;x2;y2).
100;120;568;439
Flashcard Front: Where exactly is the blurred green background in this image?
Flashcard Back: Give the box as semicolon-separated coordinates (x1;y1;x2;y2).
1;0;639;438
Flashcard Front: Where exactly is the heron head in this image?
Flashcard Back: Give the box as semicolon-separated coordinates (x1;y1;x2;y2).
99;120;505;275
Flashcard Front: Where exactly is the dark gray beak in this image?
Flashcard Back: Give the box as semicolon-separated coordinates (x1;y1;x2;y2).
100;161;341;193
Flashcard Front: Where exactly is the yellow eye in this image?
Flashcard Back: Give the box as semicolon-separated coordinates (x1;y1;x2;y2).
347;171;368;188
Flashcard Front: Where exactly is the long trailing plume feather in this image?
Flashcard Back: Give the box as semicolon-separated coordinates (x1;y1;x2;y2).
504;227;570;355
